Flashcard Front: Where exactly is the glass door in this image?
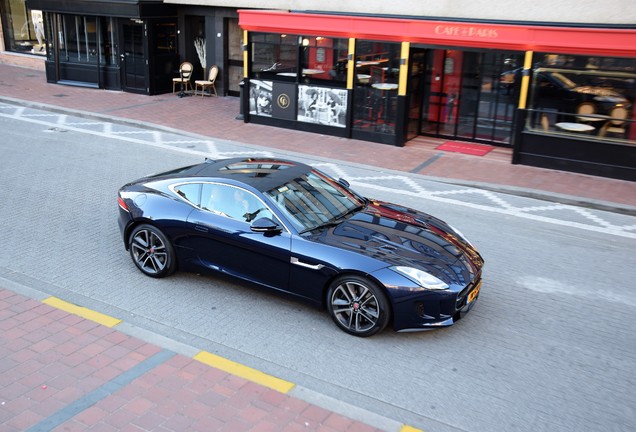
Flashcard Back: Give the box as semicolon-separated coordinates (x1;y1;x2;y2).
411;48;523;145
419;49;462;137
406;48;426;140
119;20;146;93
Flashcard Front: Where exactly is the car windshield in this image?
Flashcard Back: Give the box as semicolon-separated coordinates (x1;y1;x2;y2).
264;170;365;233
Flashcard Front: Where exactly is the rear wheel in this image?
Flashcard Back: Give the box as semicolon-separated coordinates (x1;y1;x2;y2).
128;224;176;278
326;275;390;337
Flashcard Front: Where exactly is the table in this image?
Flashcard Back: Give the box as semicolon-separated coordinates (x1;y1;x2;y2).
576;115;608;123
371;83;398;91
357;74;371;84
371;83;398;133
356;61;380;68
277;69;324;79
301;69;324;75
555;122;595;133
316;103;331;124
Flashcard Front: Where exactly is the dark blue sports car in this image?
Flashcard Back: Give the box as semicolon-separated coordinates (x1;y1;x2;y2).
117;158;484;337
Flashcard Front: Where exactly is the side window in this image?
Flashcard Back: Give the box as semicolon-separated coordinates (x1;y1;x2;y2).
173;183;202;206
202;184;275;223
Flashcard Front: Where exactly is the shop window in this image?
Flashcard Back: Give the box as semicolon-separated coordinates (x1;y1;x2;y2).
352;41;401;135
0;0;46;55
50;14;118;66
250;33;348;85
299;36;348;84
57;15;99;64
529;53;635;124
251;33;298;79
529;68;634;118
100;17;117;65
526;64;636;143
154;23;177;54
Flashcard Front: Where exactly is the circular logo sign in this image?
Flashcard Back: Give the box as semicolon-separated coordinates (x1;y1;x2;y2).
277;93;290;109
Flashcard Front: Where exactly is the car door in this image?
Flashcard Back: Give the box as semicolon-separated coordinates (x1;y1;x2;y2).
185;183;292;290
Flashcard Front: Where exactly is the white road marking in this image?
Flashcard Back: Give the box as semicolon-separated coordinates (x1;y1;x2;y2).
2;105;635;240
520;276;636;308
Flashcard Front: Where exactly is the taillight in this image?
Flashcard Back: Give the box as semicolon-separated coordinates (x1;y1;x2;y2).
118;196;129;211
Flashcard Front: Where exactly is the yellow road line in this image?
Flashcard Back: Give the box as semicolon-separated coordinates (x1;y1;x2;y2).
194;350;295;394
400;425;424;432
43;296;122;328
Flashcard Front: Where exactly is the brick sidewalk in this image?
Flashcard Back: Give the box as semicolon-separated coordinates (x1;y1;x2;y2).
0;288;392;432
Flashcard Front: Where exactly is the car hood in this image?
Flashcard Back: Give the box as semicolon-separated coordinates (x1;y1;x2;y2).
307;200;484;287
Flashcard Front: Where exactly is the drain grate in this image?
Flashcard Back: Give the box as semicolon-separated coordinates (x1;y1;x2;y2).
52;94;69;98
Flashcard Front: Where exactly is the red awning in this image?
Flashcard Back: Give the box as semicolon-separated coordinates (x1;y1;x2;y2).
239;10;636;57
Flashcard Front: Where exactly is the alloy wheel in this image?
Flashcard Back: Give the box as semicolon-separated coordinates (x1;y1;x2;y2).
330;280;381;334
130;227;169;275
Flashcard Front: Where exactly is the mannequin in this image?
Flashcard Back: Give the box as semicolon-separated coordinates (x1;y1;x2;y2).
31;11;45;51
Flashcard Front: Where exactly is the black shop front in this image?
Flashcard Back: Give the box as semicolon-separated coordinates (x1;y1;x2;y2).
27;0;178;94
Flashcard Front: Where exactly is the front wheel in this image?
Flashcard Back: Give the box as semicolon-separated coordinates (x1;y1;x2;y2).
128;224;176;278
326;275;390;337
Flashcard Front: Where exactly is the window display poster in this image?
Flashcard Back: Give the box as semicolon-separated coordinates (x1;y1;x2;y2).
298;86;347;128
249;80;273;116
250;80;297;121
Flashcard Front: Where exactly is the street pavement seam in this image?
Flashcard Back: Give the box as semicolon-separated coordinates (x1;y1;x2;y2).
409;153;444;173
1;279;416;432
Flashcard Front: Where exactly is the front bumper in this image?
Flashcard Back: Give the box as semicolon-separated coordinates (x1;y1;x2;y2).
389;276;483;332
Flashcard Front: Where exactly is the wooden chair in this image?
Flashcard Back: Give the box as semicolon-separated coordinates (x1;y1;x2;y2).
576;102;595;121
195;65;218;97
599;106;628;137
172;62;193;94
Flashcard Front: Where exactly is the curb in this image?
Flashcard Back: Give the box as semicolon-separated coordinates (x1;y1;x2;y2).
1;276;416;432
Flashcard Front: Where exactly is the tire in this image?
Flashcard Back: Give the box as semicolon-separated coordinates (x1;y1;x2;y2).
128;224;176;278
326;275;390;337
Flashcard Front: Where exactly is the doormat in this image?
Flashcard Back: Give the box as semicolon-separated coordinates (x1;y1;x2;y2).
436;141;494;156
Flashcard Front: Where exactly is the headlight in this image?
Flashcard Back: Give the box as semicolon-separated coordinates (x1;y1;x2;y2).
391;266;449;290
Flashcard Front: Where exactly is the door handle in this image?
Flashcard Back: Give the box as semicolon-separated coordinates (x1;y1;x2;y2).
290;257;324;270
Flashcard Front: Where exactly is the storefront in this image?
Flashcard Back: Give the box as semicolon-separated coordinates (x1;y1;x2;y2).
24;0;178;94
238;10;636;180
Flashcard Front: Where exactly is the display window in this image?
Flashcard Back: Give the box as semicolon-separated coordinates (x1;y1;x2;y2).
524;54;636;141
0;0;46;55
250;32;348;86
351;40;401;135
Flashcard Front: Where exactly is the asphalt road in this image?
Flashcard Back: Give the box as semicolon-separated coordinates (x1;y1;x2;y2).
1;107;635;432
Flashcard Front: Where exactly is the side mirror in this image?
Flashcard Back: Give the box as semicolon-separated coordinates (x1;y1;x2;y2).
337;178;350;188
250;217;282;235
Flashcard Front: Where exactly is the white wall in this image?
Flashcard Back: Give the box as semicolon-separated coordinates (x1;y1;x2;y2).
165;0;636;25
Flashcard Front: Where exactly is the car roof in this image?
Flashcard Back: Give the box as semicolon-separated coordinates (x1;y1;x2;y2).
147;158;313;192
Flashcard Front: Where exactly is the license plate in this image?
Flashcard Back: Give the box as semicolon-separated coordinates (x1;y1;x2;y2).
467;281;482;304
